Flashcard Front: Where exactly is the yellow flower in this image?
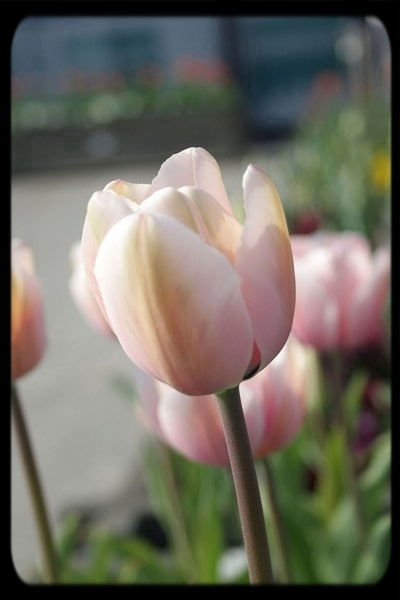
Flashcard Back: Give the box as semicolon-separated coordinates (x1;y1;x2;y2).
369;150;391;193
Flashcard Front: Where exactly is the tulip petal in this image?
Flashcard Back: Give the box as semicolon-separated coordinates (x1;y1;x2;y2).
291;233;382;348
133;369;167;441
347;247;390;347
292;248;340;348
241;336;307;456
146;147;235;216
235;165;296;370
81;190;135;320
140;185;242;265
69;242;114;336
94;212;253;395
12;241;46;379
157;382;265;466
157;388;229;466
104;179;150;204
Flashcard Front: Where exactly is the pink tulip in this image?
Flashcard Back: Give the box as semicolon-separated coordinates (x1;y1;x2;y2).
11;239;46;379
134;336;313;466
82;147;295;395
291;232;390;350
69;242;114;337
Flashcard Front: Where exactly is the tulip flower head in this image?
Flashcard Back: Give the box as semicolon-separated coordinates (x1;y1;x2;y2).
134;336;313;466
82;147;295;395
69;242;114;337
11;239;46;379
291;232;390;350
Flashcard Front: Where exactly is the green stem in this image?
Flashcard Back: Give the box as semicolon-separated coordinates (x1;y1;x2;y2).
336;394;367;548
328;353;367;548
11;384;59;583
216;386;274;584
263;459;291;583
153;440;197;582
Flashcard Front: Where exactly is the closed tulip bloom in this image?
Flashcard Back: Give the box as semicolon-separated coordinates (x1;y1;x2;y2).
291;232;390;350
82;147;295;395
69;242;114;337
134;336;312;466
11;239;46;379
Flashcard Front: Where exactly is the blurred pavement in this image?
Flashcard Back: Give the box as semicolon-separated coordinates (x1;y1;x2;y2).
11;147;281;581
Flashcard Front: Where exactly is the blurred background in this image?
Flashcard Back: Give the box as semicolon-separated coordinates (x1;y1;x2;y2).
11;16;391;583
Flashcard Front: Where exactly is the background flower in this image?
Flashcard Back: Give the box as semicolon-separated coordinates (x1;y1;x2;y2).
291;232;390;350
134;336;315;466
11;239;46;379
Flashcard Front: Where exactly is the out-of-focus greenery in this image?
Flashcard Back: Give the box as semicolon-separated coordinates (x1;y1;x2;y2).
24;96;391;585
43;353;390;584
11;82;239;133
268;97;391;247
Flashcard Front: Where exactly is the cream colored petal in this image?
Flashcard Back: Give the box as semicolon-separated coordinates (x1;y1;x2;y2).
81;189;135;320
104;179;150;205
140;185;242;265
69;242;114;337
94;212;253;395
145;147;235;216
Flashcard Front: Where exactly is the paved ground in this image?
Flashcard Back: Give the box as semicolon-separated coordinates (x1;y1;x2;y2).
11;146;283;581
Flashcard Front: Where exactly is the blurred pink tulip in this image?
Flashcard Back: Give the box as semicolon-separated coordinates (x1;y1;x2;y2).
82;147;295;395
69;242;114;337
134;336;313;466
11;239;46;379
291;232;390;350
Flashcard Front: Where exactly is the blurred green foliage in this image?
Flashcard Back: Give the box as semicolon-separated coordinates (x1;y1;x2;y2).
48;387;389;584
11;82;239;133
271;97;391;247
47;427;389;584
25;96;390;585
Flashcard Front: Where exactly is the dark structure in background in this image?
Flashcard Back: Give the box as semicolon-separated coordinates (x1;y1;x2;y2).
11;16;389;172
222;17;351;138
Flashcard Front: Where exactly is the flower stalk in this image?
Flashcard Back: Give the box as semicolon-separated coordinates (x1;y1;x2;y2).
216;386;274;584
327;352;367;548
11;385;59;583
153;440;197;582
263;459;291;583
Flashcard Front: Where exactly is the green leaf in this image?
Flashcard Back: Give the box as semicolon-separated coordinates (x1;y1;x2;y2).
315;427;348;522
342;370;369;437
352;513;391;583
313;498;359;583
56;512;82;565
360;433;391;522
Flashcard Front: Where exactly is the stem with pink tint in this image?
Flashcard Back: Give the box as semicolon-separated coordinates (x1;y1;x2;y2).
216;386;274;584
11;384;59;583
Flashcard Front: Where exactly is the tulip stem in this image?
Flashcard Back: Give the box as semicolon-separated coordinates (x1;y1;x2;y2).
262;459;291;583
11;384;59;583
216;386;274;584
328;353;367;548
336;394;367;548
153;440;197;582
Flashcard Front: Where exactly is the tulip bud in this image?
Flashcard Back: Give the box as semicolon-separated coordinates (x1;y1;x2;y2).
11;239;46;379
291;232;390;350
134;336;311;466
82;147;295;395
